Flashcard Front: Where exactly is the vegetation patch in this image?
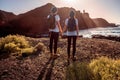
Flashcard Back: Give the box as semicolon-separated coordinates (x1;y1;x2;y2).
34;42;46;52
66;57;120;80
0;35;37;58
89;57;120;80
66;62;94;80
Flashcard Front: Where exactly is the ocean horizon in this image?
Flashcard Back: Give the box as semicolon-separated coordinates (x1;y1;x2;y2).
79;26;120;38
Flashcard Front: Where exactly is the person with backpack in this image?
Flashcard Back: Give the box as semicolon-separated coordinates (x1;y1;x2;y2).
47;6;62;58
63;11;79;61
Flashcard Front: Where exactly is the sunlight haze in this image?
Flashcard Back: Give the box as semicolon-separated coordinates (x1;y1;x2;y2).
0;0;120;24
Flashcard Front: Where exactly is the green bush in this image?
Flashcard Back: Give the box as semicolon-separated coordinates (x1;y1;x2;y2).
89;57;120;80
66;62;94;80
0;35;34;56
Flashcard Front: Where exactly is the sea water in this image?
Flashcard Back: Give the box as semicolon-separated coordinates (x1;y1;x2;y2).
79;26;120;38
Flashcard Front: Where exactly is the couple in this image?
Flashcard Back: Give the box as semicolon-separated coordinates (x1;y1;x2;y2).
47;6;79;61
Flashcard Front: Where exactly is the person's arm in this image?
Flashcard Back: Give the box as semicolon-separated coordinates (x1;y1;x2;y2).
56;21;62;33
63;25;67;33
76;19;79;36
76;25;79;36
56;15;62;34
63;19;68;33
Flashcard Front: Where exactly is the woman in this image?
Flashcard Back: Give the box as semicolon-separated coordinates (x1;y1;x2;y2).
63;11;79;61
47;6;62;58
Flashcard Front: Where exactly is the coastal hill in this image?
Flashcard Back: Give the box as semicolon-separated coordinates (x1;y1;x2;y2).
0;10;16;25
0;3;117;36
93;18;116;27
0;10;16;21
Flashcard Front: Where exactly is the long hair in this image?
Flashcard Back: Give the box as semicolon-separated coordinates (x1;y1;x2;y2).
67;11;76;31
68;11;76;25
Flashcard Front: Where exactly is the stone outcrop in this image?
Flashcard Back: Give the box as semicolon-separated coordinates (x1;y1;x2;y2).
93;18;117;27
0;10;17;37
82;11;96;28
92;34;120;42
0;10;16;24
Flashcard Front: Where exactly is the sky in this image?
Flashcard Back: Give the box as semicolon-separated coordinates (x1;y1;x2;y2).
0;0;120;24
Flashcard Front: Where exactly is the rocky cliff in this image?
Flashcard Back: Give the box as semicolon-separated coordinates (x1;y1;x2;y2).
0;3;116;37
9;3;97;35
0;10;17;37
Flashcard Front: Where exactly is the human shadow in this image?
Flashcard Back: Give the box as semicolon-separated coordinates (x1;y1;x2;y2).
37;58;55;80
66;62;80;80
44;58;55;80
72;62;80;80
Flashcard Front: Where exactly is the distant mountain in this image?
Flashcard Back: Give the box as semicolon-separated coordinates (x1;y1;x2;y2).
93;18;116;27
0;3;117;37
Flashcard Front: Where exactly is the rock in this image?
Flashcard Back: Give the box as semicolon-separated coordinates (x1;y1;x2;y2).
92;34;120;42
92;18;116;27
0;10;16;22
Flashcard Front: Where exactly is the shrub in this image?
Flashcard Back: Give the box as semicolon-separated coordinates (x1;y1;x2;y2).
89;57;120;80
66;62;94;80
21;47;35;57
34;42;45;52
0;35;34;57
4;42;18;53
66;57;120;80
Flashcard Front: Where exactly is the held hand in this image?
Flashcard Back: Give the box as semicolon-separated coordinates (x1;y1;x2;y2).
60;29;63;33
77;32;79;39
59;31;63;37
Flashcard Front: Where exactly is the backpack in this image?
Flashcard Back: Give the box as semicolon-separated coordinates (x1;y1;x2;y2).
67;18;76;31
47;14;56;29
